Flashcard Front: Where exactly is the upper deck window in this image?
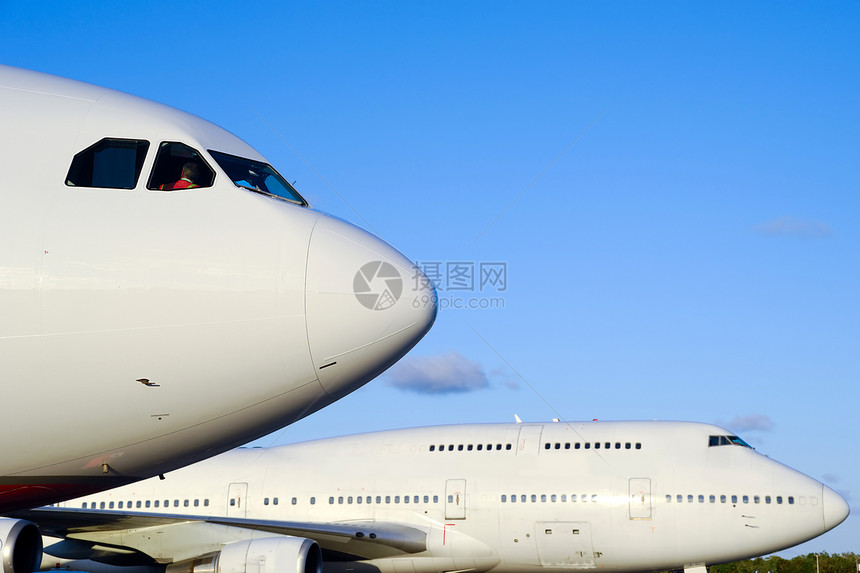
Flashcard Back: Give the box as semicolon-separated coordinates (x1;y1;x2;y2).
66;138;149;189
147;142;215;190
708;435;753;448
209;150;307;205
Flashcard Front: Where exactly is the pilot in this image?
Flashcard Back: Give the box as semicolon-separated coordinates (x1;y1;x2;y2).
161;162;199;190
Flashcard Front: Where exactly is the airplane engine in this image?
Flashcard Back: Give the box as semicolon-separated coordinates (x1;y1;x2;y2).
167;537;321;573
0;518;42;573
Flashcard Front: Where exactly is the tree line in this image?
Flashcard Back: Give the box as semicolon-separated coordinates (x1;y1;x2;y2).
706;553;859;573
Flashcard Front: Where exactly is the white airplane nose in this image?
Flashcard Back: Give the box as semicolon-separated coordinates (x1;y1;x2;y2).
822;485;849;531
305;215;437;400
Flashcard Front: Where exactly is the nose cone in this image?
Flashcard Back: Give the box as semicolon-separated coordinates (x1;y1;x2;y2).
822;485;850;531
305;215;437;400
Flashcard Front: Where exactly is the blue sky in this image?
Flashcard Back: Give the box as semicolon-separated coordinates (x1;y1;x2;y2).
3;0;858;556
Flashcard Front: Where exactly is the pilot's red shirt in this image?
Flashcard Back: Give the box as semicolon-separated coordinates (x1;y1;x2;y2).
160;178;198;190
171;178;197;189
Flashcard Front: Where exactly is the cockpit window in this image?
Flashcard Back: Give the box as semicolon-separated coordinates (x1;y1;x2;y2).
708;435;753;448
66;138;150;189
147;142;215;191
208;150;306;205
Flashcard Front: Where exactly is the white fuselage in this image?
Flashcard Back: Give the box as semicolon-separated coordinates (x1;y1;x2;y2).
51;421;849;573
0;65;436;510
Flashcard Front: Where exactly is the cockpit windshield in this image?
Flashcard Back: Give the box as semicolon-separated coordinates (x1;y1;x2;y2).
708;435;753;448
209;150;306;206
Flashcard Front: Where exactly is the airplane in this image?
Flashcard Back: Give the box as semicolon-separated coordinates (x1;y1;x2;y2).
5;420;849;573
0;65;437;512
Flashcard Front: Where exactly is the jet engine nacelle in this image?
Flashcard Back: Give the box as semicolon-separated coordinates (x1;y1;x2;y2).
0;518;42;573
168;537;321;573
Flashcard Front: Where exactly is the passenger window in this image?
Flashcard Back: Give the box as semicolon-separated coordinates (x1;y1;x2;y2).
310;497;316;505
147;142;215;191
66;138;150;189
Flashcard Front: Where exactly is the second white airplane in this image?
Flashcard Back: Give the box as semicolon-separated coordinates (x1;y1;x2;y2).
8;420;849;573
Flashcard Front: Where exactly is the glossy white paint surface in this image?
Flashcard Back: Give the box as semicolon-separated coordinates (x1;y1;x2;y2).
43;421;848;573
0;65;436;508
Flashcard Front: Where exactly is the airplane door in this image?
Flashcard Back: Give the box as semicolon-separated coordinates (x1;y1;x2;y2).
445;479;466;520
227;482;248;518
535;521;595;568
629;478;651;519
516;425;544;456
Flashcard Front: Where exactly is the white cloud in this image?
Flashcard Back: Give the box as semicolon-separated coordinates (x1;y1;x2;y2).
385;351;490;394
728;414;775;432
754;216;831;238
